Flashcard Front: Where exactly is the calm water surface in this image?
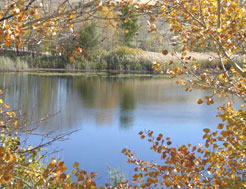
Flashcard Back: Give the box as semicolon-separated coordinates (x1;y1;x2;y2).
0;72;225;185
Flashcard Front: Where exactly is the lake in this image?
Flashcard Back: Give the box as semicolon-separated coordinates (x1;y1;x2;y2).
0;72;225;185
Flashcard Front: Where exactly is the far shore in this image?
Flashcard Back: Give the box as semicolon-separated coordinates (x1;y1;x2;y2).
0;68;154;74
0;48;235;74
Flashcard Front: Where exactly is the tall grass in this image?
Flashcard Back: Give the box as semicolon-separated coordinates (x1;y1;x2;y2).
0;47;226;73
0;56;28;72
105;46;153;71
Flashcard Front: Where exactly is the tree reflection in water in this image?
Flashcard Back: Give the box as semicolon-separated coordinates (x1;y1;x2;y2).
0;73;209;132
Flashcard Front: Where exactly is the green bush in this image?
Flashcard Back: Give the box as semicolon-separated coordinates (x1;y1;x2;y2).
107;165;127;187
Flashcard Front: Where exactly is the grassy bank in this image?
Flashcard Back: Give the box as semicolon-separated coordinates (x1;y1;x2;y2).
0;56;28;72
0;47;227;73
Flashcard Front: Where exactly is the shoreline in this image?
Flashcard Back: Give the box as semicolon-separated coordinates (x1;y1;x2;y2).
0;68;155;74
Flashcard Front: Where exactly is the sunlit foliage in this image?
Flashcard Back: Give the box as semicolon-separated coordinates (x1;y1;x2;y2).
0;92;100;188
120;0;246;187
1;0;246;188
147;0;246;100
122;103;246;187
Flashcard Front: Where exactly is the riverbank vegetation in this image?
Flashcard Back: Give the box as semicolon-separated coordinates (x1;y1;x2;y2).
0;56;28;72
0;47;222;73
0;0;246;188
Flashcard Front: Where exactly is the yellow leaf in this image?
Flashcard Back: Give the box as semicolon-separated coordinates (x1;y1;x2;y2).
217;28;222;33
69;56;75;63
98;5;103;11
19;0;24;5
124;18;129;23
13;120;18;127
150;16;155;23
125;29;129;34
228;50;233;56
182;52;187;57
200;73;206;80
73;162;79;169
4;104;10;109
218;74;223;79
0;99;3;104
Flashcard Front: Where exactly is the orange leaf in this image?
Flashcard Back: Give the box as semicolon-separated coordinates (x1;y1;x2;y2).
203;128;210;133
138;131;143;135
121;148;127;153
217;124;224;129
13;120;18;127
90;172;97;178
77;47;82;53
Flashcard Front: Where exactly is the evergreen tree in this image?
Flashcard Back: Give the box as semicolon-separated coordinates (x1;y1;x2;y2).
119;4;138;47
78;22;98;51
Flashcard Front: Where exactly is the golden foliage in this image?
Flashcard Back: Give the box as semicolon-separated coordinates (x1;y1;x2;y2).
0;95;98;188
123;103;246;187
1;0;246;188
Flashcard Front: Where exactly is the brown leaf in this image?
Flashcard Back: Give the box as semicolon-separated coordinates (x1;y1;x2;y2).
162;49;168;55
197;99;204;104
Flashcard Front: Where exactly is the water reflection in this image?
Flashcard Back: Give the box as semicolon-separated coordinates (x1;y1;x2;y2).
120;85;136;129
0;72;227;185
0;73;218;132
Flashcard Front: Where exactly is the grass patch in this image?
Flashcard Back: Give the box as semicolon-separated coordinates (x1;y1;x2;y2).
0;56;28;71
105;46;152;71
